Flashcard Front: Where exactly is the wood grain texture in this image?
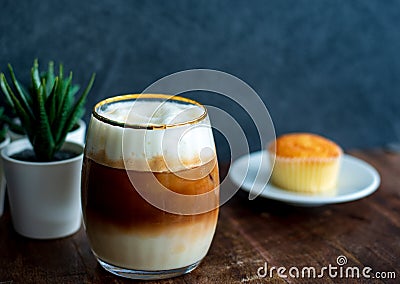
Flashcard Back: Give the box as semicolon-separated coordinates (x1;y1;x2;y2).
0;149;399;283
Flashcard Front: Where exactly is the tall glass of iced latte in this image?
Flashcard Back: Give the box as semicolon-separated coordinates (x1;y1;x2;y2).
82;94;219;280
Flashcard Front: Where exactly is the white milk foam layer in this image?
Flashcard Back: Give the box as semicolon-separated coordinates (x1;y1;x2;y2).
86;100;216;172
100;101;204;126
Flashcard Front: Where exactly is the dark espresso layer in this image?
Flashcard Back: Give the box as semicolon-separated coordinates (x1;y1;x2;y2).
81;157;219;232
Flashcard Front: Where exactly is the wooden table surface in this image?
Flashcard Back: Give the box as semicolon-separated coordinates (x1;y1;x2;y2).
0;149;399;283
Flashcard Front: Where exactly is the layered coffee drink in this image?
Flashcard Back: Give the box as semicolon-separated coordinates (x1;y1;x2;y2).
81;94;219;279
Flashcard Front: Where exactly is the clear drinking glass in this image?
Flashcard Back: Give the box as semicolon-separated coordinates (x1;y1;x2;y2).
81;94;219;280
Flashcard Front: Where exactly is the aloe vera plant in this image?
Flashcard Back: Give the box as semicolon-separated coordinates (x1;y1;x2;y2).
0;59;95;161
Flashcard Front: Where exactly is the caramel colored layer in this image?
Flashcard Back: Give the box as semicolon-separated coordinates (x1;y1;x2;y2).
86;148;213;172
268;133;342;158
81;157;219;234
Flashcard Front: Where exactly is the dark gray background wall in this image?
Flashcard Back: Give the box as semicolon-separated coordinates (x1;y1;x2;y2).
1;0;399;161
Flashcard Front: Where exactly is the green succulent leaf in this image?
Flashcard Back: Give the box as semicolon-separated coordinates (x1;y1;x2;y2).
0;73;14;108
31;59;41;92
32;80;55;161
55;73;95;148
0;73;33;133
8;64;34;117
0;107;5;140
45;61;55;96
54;74;73;144
46;77;59;127
57;71;72;114
69;84;80;97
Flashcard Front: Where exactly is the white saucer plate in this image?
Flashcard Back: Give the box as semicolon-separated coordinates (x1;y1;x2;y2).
229;150;380;206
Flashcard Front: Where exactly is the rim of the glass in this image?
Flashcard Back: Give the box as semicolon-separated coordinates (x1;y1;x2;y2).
92;94;208;129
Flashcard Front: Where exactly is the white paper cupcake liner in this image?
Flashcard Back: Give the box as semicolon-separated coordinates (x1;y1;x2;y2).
268;151;342;194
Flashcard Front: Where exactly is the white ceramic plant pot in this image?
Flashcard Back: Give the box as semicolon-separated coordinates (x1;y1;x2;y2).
8;119;87;145
8;128;24;142
66;119;87;145
1;139;83;239
8;117;26;142
0;135;11;216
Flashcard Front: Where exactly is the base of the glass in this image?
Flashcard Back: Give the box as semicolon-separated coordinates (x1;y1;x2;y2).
97;258;201;280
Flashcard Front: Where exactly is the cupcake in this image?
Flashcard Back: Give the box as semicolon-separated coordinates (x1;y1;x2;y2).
268;133;342;194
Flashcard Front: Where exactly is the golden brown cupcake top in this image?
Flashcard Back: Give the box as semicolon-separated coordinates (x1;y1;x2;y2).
268;133;342;158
